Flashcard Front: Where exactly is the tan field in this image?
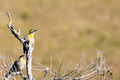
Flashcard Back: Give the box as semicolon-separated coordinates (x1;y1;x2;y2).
0;0;120;79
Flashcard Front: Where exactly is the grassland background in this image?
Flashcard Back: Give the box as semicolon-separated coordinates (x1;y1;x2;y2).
0;0;120;80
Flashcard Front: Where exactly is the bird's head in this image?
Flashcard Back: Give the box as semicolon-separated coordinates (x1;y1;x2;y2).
29;29;37;35
19;55;26;64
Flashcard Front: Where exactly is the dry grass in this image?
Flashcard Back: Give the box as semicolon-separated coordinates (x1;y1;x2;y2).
0;0;120;79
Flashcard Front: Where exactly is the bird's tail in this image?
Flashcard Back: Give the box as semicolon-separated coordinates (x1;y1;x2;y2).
4;72;11;80
23;45;26;54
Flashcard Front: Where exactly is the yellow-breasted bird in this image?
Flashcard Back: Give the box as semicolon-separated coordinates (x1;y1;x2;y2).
23;29;37;54
108;70;113;79
5;55;26;78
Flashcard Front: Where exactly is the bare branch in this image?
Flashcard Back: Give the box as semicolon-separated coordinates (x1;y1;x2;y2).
33;51;112;80
6;11;35;80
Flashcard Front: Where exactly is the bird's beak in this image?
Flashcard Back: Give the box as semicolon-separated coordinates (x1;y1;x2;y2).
33;29;37;32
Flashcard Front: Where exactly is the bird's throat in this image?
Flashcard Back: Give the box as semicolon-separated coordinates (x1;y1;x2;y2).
28;34;34;38
21;60;26;64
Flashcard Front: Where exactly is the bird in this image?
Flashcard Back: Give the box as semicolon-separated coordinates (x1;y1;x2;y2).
23;29;37;54
108;70;113;79
5;55;26;79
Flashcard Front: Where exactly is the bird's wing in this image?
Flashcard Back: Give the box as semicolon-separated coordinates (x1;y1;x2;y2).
24;35;28;41
10;60;20;72
14;60;21;71
24;35;30;45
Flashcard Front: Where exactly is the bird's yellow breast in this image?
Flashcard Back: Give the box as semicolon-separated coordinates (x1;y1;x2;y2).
21;60;26;64
20;57;26;64
28;34;34;38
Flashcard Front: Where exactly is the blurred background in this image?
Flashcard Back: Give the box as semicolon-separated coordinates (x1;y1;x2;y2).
0;0;120;79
